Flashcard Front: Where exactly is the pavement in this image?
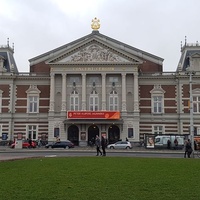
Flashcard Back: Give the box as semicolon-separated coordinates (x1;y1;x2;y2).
0;145;185;161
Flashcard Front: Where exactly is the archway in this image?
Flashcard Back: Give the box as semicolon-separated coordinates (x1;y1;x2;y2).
108;125;120;144
68;125;79;146
88;125;99;145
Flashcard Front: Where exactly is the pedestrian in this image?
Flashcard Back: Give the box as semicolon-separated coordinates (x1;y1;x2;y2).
174;138;178;150
167;139;171;149
95;135;102;156
126;137;129;141
37;138;41;147
28;138;32;148
101;136;107;156
184;139;193;158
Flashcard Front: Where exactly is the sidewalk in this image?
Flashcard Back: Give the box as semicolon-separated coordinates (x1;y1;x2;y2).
0;145;185;152
0;145;184;161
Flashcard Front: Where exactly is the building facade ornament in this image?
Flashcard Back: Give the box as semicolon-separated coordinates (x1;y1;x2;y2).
91;17;100;30
70;44;123;62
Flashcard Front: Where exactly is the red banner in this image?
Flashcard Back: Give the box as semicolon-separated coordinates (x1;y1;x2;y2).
67;111;120;119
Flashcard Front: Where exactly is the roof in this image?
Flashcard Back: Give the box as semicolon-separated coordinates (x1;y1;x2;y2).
29;30;164;66
177;43;200;72
0;46;18;73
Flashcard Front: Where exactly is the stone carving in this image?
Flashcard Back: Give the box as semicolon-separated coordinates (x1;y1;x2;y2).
70;44;123;62
61;102;66;111
122;102;127;111
49;102;54;111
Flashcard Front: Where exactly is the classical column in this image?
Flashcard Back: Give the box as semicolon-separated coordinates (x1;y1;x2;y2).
49;72;55;111
101;73;106;110
133;72;139;112
82;73;86;110
61;73;66;111
121;73;127;111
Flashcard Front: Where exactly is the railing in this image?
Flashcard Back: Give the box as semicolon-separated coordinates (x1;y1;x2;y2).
0;72;50;77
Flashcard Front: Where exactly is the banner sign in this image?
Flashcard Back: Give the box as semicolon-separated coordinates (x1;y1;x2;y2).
67;111;120;119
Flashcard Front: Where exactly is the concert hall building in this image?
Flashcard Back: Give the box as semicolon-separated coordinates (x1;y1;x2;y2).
0;19;200;146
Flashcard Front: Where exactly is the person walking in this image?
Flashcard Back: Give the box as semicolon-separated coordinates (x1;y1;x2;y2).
184;139;193;158
95;135;102;156
28;138;32;148
101;136;107;156
174;138;178;150
167;139;171;149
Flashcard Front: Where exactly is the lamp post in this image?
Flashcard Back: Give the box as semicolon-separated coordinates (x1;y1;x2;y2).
186;69;195;158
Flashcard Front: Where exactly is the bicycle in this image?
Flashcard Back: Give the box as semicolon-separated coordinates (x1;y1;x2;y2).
197;150;200;158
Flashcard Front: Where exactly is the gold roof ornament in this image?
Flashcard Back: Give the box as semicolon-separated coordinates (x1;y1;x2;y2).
91;17;100;31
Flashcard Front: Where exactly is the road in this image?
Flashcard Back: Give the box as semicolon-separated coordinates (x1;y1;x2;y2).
0;146;187;161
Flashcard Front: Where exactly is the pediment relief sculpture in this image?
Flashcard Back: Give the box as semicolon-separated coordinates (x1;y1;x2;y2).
58;44;132;63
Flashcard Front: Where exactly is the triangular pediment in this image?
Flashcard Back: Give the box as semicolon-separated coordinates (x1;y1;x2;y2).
191;53;200;58
47;39;142;64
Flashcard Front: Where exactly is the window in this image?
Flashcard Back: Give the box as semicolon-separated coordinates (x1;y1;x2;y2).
28;96;38;113
153;96;162;113
153;126;163;135
26;85;40;113
90;91;99;111
28;125;37;140
193;96;200;113
54;128;60;138
70;91;79;110
109;90;118;110
128;128;134;138
150;85;165;114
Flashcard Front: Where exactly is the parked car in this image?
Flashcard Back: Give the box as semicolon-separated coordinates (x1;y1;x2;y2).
46;141;74;149
45;141;55;148
107;141;132;149
10;140;37;148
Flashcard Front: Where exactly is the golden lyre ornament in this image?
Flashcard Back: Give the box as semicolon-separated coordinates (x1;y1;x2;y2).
91;17;100;30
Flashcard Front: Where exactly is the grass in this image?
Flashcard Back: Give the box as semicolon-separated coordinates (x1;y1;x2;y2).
0;157;200;200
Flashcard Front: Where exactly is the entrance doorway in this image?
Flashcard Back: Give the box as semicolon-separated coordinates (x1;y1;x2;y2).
68;125;79;146
108;125;120;144
88;125;99;146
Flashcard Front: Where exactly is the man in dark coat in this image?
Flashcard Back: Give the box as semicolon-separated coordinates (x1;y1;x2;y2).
101;136;107;156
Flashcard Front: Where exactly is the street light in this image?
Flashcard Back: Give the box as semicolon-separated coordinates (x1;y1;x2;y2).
186;68;196;158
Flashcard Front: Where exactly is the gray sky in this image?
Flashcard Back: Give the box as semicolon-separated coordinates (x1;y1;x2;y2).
1;0;200;72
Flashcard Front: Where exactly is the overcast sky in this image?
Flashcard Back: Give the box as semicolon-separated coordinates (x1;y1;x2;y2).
1;0;200;72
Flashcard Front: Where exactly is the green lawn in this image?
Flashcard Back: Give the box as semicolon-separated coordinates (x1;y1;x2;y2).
0;157;199;200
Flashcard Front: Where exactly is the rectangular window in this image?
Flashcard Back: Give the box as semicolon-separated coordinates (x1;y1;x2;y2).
54;128;60;138
128;128;134;138
193;96;200;113
109;96;118;110
153;96;162;113
28;125;37;140
90;96;99;111
29;96;38;113
70;96;79;110
153;126;163;135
